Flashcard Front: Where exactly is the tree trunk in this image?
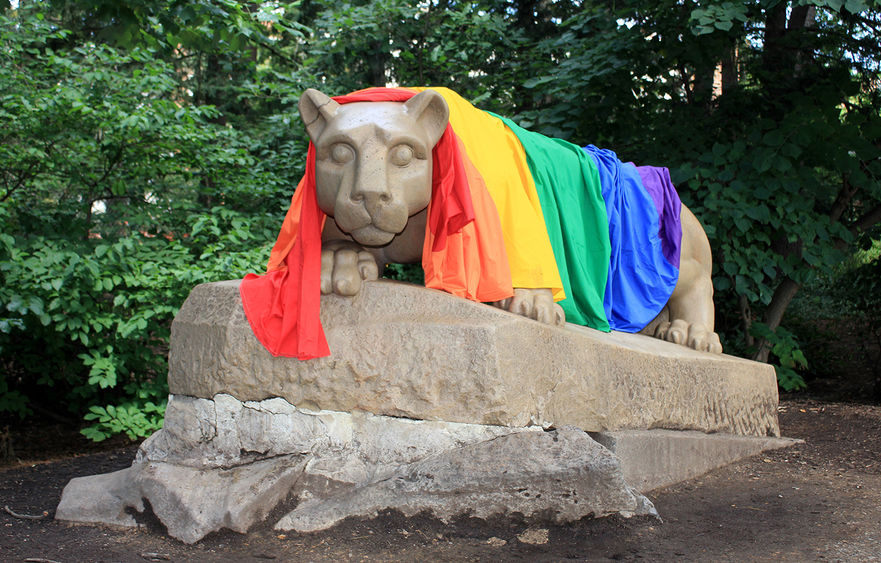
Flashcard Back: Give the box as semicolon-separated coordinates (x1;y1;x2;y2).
692;64;715;105
753;277;802;363
721;43;738;94
367;39;387;86
749;1;820;362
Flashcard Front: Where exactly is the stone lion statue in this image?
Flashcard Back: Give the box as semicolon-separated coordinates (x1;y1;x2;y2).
240;87;722;358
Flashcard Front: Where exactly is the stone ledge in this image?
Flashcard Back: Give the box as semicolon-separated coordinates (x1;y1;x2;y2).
275;426;657;534
169;280;780;437
591;430;801;492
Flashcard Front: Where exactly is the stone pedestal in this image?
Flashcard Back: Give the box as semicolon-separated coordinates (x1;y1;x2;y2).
56;280;794;543
169;279;780;437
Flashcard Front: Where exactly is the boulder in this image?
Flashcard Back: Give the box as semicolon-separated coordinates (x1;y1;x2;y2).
58;394;659;543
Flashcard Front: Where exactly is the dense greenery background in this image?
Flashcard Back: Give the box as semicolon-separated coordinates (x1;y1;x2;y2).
2;0;879;439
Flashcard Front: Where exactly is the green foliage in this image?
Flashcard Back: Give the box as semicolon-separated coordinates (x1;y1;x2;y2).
842;256;881;315
750;323;809;391
514;0;881;390
672;103;859;305
690;3;748;35
383;263;424;286
0;4;290;438
784;245;880;397
290;0;535;114
0;215;274;428
831;255;881;381
517;8;651;143
81;400;166;441
2;0;880;427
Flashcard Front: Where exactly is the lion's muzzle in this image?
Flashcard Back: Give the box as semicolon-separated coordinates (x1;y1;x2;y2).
332;183;409;246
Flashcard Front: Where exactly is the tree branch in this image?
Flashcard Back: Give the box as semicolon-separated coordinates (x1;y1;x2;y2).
850;12;881;34
86;146;126;191
739;292;754;347
677;64;694;105
253;39;299;66
0;160;40;203
788;5;815;31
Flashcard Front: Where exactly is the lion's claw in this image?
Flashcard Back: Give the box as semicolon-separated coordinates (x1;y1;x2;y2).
494;288;565;327
655;319;722;353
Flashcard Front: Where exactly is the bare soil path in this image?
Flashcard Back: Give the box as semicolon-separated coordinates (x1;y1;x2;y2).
2;398;880;562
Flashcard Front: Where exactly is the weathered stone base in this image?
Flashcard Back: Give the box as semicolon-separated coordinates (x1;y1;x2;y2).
57;394;657;543
276;425;657;534
56;454;304;544
591;430;800;492
56;393;796;543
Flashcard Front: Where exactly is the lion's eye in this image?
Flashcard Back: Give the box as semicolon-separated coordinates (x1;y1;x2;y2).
389;144;413;167
330;143;355;164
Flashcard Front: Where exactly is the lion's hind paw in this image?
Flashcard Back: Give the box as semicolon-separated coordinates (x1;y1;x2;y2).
493;288;565;327
654;319;722;354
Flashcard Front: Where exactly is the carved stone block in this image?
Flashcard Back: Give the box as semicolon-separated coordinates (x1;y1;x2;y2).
169;280;780;437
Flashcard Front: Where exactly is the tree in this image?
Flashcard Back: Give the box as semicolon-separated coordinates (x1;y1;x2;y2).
3;0;880;437
0;2;300;436
515;0;881;388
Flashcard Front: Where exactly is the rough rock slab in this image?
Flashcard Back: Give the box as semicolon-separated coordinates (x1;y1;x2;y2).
137;394;533;475
56;395;655;543
55;467;143;528
133;455;304;544
56;454;305;544
275;427;657;533
170;280;780;437
591;430;802;492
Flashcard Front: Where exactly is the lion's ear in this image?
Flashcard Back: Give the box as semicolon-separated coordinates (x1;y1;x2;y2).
403;89;449;147
299;88;340;142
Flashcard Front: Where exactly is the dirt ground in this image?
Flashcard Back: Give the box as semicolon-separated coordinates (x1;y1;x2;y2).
1;397;879;562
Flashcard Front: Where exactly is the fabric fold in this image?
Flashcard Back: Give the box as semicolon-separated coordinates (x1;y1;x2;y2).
240;88;513;359
582;145;681;332
240;86;686;360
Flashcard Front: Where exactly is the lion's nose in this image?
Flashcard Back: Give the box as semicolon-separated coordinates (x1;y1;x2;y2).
351;184;392;206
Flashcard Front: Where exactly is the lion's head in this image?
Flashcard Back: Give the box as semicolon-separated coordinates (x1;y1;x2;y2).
298;88;449;247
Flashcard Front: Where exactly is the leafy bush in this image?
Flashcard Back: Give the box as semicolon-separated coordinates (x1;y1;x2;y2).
0;212;275;438
0;6;295;439
749;323;808;391
515;2;881;390
3;0;880;433
382;263;424;286
830;254;881;397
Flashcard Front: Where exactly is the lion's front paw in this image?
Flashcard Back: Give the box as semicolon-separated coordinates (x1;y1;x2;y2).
320;241;379;296
493;288;565;326
653;319;723;354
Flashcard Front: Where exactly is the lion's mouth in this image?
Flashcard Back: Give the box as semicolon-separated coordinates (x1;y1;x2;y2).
349;225;397;247
330;198;410;247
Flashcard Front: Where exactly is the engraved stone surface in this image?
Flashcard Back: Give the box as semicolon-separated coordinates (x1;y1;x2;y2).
169;280;780;437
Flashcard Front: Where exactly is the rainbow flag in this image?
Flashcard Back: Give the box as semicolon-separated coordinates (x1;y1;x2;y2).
240;87;682;359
